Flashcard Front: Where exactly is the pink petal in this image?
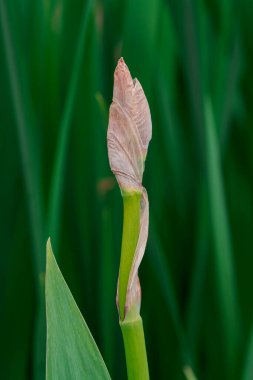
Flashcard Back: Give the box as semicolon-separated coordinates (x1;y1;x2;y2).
108;58;152;191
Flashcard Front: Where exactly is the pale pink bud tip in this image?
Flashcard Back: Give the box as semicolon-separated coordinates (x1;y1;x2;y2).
107;58;152;191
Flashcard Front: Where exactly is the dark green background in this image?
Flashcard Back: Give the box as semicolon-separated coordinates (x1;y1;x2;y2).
1;0;253;379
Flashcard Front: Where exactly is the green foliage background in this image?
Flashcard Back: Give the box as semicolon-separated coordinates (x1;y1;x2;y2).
1;0;253;379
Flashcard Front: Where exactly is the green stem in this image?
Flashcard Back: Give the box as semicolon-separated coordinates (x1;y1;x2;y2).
118;190;149;379
120;316;149;380
118;191;141;320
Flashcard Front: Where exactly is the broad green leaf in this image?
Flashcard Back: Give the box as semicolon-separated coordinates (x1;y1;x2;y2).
46;239;111;380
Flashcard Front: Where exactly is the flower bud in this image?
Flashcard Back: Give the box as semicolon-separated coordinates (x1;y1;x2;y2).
107;57;151;193
107;58;152;320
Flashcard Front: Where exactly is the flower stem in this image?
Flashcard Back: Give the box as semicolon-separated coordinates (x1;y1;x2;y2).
120;316;149;380
118;191;141;320
118;190;149;379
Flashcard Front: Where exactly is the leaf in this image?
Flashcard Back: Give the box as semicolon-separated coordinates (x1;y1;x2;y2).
47;0;93;253
242;322;253;380
45;239;111;380
204;98;240;368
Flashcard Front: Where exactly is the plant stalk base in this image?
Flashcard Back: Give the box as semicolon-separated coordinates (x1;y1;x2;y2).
120;316;149;380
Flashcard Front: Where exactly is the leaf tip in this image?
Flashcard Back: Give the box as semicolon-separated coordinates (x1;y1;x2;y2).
46;238;54;269
46;237;52;254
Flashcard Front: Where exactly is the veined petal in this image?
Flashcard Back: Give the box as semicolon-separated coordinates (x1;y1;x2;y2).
132;78;152;150
107;102;143;190
107;58;151;191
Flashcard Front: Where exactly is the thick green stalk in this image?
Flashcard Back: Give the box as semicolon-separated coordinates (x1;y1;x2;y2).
120;316;149;380
118;191;149;379
118;191;141;320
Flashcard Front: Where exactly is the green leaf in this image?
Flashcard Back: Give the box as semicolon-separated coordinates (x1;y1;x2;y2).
47;0;93;253
45;239;111;380
204;98;240;369
242;322;253;380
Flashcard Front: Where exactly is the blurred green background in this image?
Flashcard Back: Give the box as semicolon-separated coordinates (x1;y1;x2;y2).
1;0;253;379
